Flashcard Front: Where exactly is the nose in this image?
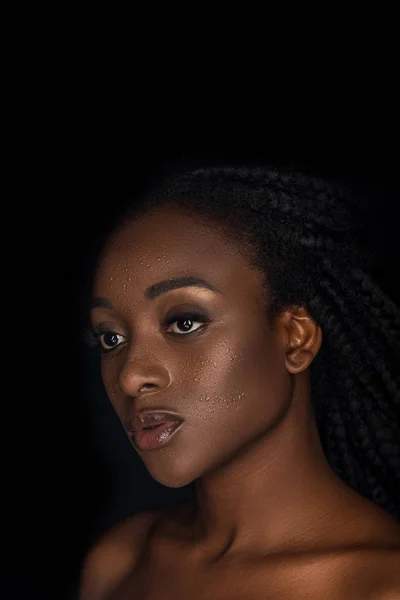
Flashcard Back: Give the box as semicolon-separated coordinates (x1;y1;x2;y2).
117;355;171;399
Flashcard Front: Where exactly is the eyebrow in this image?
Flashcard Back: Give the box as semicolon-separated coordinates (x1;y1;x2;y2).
90;297;114;310
90;275;222;310
145;275;222;300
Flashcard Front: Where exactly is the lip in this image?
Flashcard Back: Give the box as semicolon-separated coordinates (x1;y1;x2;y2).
124;410;185;451
131;420;184;451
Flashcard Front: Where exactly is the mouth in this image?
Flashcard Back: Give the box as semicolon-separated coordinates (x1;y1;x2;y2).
130;420;184;451
124;410;185;451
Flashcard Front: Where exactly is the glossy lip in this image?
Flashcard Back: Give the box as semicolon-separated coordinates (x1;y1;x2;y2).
131;420;184;451
124;410;185;435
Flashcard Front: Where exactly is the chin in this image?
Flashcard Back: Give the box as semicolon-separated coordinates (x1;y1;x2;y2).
141;452;203;489
149;469;197;489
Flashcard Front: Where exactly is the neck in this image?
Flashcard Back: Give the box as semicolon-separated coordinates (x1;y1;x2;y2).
191;374;356;560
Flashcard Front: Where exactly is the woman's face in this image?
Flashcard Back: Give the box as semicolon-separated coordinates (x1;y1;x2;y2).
91;207;294;487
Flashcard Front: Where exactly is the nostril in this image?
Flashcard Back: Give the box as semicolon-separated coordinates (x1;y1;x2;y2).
140;384;157;391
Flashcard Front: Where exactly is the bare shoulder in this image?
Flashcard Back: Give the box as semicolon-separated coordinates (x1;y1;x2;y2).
337;546;400;600
78;509;162;600
366;547;400;599
338;502;400;598
362;511;400;598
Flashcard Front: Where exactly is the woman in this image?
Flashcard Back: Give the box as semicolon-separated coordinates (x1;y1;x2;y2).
79;164;400;599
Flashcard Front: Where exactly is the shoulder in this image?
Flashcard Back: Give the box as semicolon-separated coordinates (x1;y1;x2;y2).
335;546;400;600
365;547;400;600
333;502;400;598
355;512;400;598
78;509;162;600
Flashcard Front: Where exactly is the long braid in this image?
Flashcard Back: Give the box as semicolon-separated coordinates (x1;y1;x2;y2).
121;164;400;520
308;280;400;517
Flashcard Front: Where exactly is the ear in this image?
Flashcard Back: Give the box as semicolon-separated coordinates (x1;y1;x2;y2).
280;307;323;375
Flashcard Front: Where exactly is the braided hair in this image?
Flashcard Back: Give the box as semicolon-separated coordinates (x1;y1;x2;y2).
113;164;400;520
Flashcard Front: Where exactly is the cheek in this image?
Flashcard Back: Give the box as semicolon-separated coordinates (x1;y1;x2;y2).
163;336;292;484
191;331;290;435
234;341;291;429
101;360;122;411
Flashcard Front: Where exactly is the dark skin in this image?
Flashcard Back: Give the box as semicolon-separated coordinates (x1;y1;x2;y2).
87;206;400;598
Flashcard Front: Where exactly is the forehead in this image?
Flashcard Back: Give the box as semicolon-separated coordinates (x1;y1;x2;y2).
94;208;265;304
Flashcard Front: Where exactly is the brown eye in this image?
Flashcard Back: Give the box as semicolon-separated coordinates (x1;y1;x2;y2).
99;332;126;351
165;312;209;335
168;318;203;334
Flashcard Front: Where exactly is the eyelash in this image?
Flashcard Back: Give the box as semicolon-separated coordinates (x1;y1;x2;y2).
83;312;210;354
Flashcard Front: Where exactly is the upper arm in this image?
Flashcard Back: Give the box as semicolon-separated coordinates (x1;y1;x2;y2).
78;510;160;600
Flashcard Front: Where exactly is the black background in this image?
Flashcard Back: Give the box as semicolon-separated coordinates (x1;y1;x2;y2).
5;114;400;599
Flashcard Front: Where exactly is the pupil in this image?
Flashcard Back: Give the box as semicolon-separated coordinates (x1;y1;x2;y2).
104;333;118;347
180;319;192;331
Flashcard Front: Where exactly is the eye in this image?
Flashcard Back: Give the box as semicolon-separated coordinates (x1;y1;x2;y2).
98;332;127;352
83;326;128;355
83;311;210;355
165;312;208;336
